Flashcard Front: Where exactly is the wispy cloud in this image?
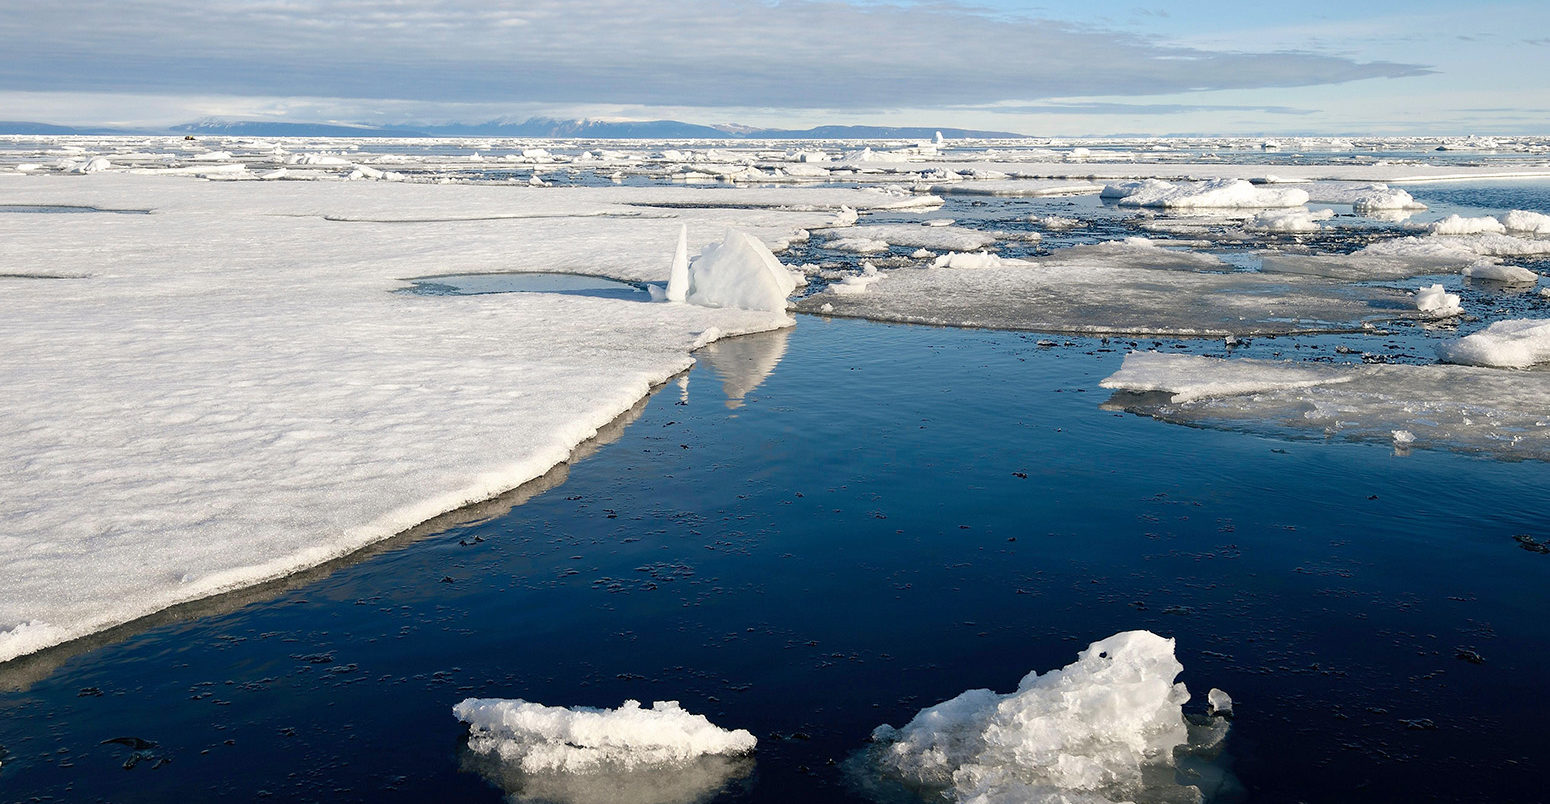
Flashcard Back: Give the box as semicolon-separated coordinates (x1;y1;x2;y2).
967;101;1316;115
0;0;1428;113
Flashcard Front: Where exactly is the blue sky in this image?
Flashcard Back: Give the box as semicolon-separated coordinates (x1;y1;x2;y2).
0;0;1545;134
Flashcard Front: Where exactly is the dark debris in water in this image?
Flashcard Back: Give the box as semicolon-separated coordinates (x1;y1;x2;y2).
1512;533;1549;554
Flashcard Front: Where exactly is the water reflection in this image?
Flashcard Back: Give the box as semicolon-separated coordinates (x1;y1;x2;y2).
398;272;648;301
693;328;791;409
459;745;755;804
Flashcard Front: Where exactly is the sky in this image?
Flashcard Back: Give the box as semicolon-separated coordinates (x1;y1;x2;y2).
0;0;1546;135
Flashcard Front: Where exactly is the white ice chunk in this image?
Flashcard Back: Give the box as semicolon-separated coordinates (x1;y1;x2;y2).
76;156;113;174
1428;214;1507;235
686;231;798;313
1500;210;1550;234
1437;319;1550;368
1100;352;1362;403
866;630;1219;804
1108;179;1308;209
1462;261;1539;283
1245;208;1333;233
1415;284;1462;316
1206;688;1233;718
929;252;1035;270
1392;429;1416;445
453;698;756;773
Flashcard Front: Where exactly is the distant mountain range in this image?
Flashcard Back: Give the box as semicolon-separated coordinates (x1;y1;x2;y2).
1;117;1028;140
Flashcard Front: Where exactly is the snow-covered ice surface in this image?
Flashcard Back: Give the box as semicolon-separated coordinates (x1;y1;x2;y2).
797;239;1412;336
1101;353;1550;460
1;173;910;662
857;631;1231;804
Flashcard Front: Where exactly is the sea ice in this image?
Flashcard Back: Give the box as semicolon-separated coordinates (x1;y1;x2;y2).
453;698;756;773
685;230;799;312
1500;209;1550;234
1427;215;1507;236
1244;208;1333;233
1462;261;1539;284
1106;179;1308;209
863;631;1227;804
1437;319;1550;368
1102;353;1550;460
799;240;1409;336
1414;284;1462;316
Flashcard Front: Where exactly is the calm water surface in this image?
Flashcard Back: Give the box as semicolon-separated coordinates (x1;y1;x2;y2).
1;315;1546;803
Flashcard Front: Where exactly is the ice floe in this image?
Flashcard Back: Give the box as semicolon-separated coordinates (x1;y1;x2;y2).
1105;179;1308;209
799;240;1410;336
1102;353;1550;460
860;630;1230;804
1428;214;1507;235
1500;209;1550;234
454;698;756;772
1437;319;1550;368
1414;283;1463;316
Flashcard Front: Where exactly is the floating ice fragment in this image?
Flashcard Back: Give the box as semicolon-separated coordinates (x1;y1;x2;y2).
685;231;797;313
1245;208;1333;233
1107;179;1308;209
1500;210;1550;234
1101;352;1363;403
76;157;112;174
863;630;1227;804
1437;318;1550;368
1428;215;1507;236
453;698;756;774
1392;430;1416;445
1206;689;1233;718
1415;284;1462;316
1462;261;1539;284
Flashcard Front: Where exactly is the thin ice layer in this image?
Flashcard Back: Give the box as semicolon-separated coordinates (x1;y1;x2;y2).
1102;353;1550;461
865;631;1225;804
798;240;1411;336
0;174;802;663
453;698;757;773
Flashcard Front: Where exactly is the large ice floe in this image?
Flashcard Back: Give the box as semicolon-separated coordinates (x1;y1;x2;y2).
0;173;872;662
1103;179;1308;209
1437;319;1550;368
1101;353;1550;461
454;698;756;804
855;631;1232;804
798;238;1412;336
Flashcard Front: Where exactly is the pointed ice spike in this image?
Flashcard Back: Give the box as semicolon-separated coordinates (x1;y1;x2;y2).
666;224;689;302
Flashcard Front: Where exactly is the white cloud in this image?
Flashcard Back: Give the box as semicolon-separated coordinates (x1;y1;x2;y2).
0;0;1426;112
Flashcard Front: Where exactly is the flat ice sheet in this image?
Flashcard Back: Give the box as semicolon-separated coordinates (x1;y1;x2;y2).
1101;353;1550;461
0;174;817;662
797;241;1412;336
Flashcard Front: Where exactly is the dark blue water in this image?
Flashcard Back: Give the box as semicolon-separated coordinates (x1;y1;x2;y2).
1;317;1546;803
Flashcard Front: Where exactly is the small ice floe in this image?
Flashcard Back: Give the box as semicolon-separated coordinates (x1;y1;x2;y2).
829;263;887;296
1462;261;1539;284
1100;351;1360;403
454;698;755;804
1500;210;1550;235
1414;284;1462;317
1428;215;1507;236
1105;178;1308;209
1437;318;1550;368
1245;208;1334;233
1350;186;1426;214
1207;688;1234;718
859;631;1231;804
1392;429;1416;445
826;237;891;254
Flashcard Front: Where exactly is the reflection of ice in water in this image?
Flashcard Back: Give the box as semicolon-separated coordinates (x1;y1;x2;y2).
460;746;753;804
693;327;790;409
